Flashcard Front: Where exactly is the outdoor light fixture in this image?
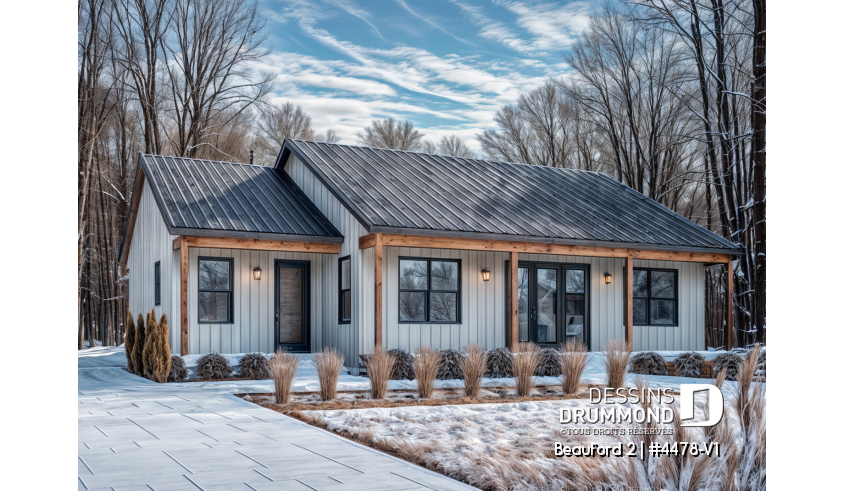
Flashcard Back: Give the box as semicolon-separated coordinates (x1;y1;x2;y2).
482;268;491;281
253;267;262;280
604;272;612;284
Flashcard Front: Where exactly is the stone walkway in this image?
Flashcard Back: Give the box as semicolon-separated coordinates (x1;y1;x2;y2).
78;349;477;491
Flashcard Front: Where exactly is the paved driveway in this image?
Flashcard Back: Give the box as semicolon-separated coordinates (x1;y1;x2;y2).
78;349;477;491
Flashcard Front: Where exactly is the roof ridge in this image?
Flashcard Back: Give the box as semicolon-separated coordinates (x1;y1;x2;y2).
142;153;259;169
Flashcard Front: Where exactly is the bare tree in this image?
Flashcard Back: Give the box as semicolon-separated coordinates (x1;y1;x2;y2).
436;135;476;158
162;0;274;158
257;101;315;147
315;129;340;143
357;117;425;151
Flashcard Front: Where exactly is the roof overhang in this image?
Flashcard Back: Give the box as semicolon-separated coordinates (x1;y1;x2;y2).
169;227;344;244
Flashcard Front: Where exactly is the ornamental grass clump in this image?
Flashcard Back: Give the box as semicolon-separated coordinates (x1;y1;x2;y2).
628;351;668;376
436;349;465;380
366;347;395;400
513;342;541;397
315;348;345;401
673;351;705;378
387;348;415;380
168;355;188;382
196;353;233;380
460;344;487;399
534;347;562;376
560;341;589;394
132;313;145;377
238;353;270;379
485;347;514;378
124;311;136;374
413;346;441;399
268;349;300;404
604;340;631;389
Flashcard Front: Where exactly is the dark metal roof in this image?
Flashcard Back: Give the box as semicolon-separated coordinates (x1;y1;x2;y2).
140;154;343;242
279;140;741;254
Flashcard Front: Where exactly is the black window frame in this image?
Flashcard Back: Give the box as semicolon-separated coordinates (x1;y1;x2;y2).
633;267;679;327
398;256;461;324
154;261;161;306
197;256;234;324
338;255;351;324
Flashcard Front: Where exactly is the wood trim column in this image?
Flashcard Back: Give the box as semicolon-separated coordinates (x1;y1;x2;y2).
726;259;734;350
180;243;188;356
374;233;383;350
508;251;519;348
624;255;633;349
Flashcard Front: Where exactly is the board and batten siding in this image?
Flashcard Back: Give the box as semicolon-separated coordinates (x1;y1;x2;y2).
126;180;180;348
186;248;331;355
378;249;705;352
284;154;367;370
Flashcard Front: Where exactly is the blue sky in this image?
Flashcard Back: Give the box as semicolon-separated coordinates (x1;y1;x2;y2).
255;0;600;148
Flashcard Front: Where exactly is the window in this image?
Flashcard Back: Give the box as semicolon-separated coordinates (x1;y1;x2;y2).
399;257;460;323
198;257;233;323
633;268;678;326
339;256;351;323
154;261;161;306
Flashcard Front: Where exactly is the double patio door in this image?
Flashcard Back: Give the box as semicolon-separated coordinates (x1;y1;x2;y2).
515;263;588;348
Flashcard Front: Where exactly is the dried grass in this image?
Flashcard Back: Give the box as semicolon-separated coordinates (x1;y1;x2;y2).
513;342;541;397
560;341;588;394
366;347;395;400
268;349;300;404
413;346;442;399
460;344;487;399
603;340;631;389
315;348;344;401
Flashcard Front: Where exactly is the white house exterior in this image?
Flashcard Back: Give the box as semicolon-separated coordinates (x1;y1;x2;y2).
119;140;741;373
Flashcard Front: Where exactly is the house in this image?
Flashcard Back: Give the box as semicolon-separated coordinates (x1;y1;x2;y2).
118;140;742;372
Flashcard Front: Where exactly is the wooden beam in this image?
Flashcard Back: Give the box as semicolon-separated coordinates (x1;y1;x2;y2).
173;236;340;254
359;233;731;264
725;260;734;351
374;233;383;350
624;255;633;349
180;243;188;356
358;234;376;249
509;251;519;348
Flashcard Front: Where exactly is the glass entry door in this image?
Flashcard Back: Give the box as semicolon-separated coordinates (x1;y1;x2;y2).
514;263;588;348
275;260;310;352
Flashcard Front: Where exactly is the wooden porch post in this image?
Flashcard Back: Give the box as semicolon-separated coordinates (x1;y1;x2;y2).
624;255;633;349
180;242;188;356
725;259;734;350
509;251;519;348
374;233;383;350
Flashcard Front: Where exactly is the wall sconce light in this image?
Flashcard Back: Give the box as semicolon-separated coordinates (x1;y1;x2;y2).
253;267;262;280
481;268;491;281
604;272;612;284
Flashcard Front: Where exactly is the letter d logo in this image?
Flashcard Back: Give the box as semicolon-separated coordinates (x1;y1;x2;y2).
679;384;724;427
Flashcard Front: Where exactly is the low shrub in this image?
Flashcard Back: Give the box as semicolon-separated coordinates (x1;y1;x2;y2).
534;348;561;377
436;349;465;380
713;352;744;381
460;344;487;399
387;349;415;380
124;311;136;374
238;353;270;380
168;355;188;382
628;351;668;376
513;342;541;397
560;342;589;394
196;353;233;380
366;347;395;399
268;349;300;404
315;348;345;401
413;346;441;399
485;347;514;378
673;352;705;378
604;340;631;389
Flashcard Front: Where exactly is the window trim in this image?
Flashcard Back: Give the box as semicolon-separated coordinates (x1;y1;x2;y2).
154;261;161;306
197;256;234;324
398;256;462;324
338;255;351;324
632;267;679;327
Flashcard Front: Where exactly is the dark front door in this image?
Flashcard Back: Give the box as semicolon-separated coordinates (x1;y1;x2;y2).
512;262;589;349
275;260;310;352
